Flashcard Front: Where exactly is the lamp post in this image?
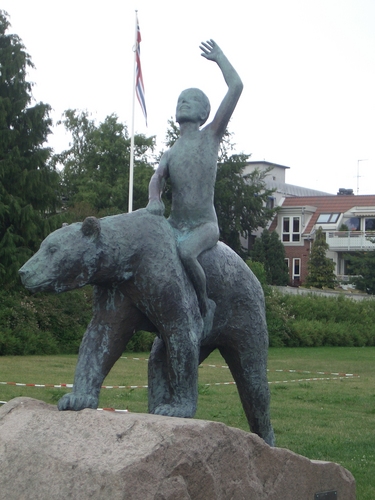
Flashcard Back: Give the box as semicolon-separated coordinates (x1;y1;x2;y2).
357;159;368;195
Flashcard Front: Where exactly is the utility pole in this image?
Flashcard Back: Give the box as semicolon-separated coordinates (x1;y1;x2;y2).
357;159;368;194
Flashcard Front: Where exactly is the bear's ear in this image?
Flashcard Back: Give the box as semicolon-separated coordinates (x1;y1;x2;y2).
81;217;101;239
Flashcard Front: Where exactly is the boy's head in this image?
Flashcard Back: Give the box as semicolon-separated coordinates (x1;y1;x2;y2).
176;88;211;126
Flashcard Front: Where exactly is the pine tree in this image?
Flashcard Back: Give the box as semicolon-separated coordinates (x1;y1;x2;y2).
250;229;288;285
267;231;289;285
305;227;336;288
0;11;59;287
250;229;271;282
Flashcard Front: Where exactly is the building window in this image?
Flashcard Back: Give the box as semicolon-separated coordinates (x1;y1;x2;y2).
365;218;375;231
344;217;360;231
266;197;275;209
293;258;301;279
282;216;300;242
316;213;340;223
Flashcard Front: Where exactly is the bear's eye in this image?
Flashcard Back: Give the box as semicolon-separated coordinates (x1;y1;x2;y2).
48;246;58;255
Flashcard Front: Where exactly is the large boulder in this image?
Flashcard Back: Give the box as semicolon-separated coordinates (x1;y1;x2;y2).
0;398;355;499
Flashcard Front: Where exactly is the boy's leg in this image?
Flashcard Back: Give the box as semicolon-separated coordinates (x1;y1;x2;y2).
177;222;218;322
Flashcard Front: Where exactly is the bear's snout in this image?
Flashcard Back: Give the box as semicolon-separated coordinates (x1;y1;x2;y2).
18;265;32;287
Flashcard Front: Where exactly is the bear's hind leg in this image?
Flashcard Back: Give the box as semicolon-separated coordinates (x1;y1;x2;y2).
219;343;275;447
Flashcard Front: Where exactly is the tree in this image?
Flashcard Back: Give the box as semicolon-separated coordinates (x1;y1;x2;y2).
215;156;277;255
161;120;277;256
305;227;336;288
54;109;156;218
250;229;288;285
345;240;375;294
268;231;289;285
0;11;59;287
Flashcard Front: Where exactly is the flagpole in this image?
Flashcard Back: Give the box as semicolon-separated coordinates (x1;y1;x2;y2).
128;11;138;213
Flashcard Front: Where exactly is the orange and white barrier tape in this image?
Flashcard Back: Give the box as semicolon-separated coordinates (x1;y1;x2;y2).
0;382;73;388
0;372;358;394
269;368;358;377
97;408;128;413
0;381;146;390
0;369;359;411
121;357;359;378
0;400;128;413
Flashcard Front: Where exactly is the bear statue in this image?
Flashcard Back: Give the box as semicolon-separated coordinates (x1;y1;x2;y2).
19;208;275;446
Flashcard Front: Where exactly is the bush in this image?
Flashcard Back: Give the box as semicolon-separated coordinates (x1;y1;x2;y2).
0;288;93;355
270;292;375;347
0;287;159;355
2;282;375;355
264;288;293;347
125;330;156;352
246;260;268;289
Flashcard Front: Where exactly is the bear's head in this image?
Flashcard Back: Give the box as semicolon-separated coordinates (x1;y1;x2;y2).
19;216;102;293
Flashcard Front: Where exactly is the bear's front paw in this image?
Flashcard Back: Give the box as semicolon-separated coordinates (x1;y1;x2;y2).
57;393;98;411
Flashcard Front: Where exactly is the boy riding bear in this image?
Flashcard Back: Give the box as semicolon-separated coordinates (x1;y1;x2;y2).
147;39;243;336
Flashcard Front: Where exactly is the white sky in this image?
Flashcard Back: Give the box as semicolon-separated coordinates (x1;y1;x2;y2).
3;0;375;195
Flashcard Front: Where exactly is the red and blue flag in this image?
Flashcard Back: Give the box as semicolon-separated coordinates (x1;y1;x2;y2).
135;16;147;125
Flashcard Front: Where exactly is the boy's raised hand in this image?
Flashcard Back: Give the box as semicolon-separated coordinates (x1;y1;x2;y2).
199;39;223;62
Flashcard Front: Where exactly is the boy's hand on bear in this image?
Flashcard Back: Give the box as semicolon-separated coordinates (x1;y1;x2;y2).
146;199;165;216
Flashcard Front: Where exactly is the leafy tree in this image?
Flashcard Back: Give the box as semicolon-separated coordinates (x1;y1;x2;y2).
345;240;375;294
250;229;288;285
0;11;59;287
215;155;277;255
164;117;180;149
54;109;156;218
161;120;277;256
305;227;336;289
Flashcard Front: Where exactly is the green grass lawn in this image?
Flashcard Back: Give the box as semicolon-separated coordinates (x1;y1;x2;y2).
1;347;374;499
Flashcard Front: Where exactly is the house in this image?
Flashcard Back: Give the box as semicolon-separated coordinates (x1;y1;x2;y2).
243;161;333;209
268;193;375;285
241;161;332;250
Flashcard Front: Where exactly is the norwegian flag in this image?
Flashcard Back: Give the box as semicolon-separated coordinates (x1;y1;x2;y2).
135;15;147;126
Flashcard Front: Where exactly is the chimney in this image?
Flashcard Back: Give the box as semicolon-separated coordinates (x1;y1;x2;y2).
337;188;354;196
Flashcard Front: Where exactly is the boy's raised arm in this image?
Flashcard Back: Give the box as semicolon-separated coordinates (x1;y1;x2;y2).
200;39;243;138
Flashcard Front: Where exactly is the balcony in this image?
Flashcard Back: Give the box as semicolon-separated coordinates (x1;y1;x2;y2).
326;231;375;251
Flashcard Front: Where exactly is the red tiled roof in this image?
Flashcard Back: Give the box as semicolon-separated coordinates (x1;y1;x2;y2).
279;195;375;234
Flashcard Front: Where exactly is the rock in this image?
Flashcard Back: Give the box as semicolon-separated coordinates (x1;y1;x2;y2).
0;398;355;500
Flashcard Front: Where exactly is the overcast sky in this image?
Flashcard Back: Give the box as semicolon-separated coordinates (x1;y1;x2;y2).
3;0;375;195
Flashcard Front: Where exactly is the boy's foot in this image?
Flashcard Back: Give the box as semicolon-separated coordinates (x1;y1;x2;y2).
202;299;216;339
